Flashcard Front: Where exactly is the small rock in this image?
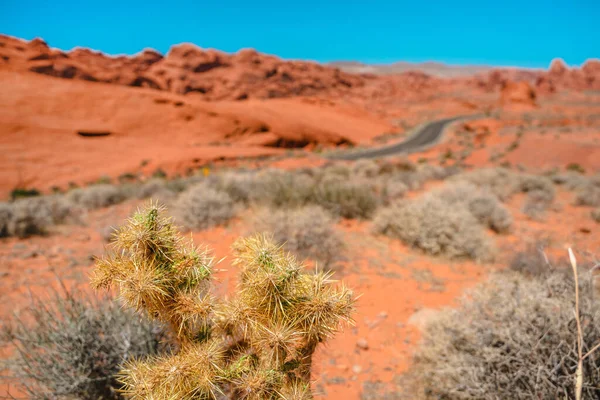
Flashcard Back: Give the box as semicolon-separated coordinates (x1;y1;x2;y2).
378;311;388;319
352;365;362;374
356;338;369;350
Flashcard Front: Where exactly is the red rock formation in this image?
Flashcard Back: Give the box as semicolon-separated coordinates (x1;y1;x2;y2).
0;34;364;101
500;81;537;110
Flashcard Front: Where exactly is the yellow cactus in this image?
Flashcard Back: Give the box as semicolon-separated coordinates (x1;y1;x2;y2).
92;202;355;398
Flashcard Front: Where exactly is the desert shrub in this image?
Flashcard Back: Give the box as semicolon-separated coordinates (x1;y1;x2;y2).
7;197;53;237
451;167;521;200
212;171;255;204
253;206;344;267
250;169;315;208
430;182;512;233
0;202;13;237
2;288;166;399
416;164;457;181
552;172;590;190
522;189;554;220
592;208;600;223
373;196;494;261
137;178;177;203
519;174;556;202
383;179;409;203
387;170;424;190
320;163;352;179
10;187;41;200
313;179;379;219
68;184;126;209
174;183;235;230
576;183;600;207
351;159;380;178
410;269;600;399
91;204;355;398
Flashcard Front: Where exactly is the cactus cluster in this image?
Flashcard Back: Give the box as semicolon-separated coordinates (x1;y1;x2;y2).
91;203;355;399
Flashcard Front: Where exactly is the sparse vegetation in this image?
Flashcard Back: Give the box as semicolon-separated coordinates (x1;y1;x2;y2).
174;183;236;230
250;169;315;208
313;179;379;219
91;204;355;398
429;182;513;233
592;208;600;223
2;287;166;399
10;187;41;200
409;267;600;399
373;195;494;261
575;181;600;207
253;205;344;267
68;184;126;209
566;162;586;174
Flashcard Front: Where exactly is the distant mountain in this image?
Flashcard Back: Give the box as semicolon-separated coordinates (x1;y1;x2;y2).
328;61;532;78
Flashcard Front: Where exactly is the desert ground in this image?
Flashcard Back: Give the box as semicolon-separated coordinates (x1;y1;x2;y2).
1;34;600;399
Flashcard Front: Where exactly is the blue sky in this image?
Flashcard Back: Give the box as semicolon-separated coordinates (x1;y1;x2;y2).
1;0;598;68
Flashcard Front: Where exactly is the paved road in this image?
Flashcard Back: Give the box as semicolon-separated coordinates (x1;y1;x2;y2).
328;116;463;160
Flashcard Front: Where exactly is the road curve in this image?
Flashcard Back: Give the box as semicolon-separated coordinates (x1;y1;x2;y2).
327;116;464;160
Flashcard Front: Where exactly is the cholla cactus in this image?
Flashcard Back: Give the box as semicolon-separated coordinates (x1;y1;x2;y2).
91;203;355;399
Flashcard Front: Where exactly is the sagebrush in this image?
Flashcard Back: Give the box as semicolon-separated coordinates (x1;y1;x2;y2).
2;287;166;399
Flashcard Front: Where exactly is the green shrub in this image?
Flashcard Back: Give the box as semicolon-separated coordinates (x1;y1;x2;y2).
410;269;600;399
373;196;494;261
10;187;41;200
253;205;344;267
566;163;586;174
174;183;236;230
2;288;166;399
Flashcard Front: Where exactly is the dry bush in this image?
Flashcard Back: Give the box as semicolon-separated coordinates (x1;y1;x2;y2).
0;202;13;237
552;172;590;190
522;189;554;220
250;169;315;208
373;196;494;261
519;174;556;202
174;183;236;230
137;178;177;203
313;179;379;219
576;183;600;207
351;159;380;178
68;184;126;209
430;182;513;233
91;204;355;398
451;167;521;200
592;208;600;223
253;206;344;267
0;196;82;238
410;269;600;399
2;288;166;399
383;179;409;203
7;197;53;238
211;171;256;204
